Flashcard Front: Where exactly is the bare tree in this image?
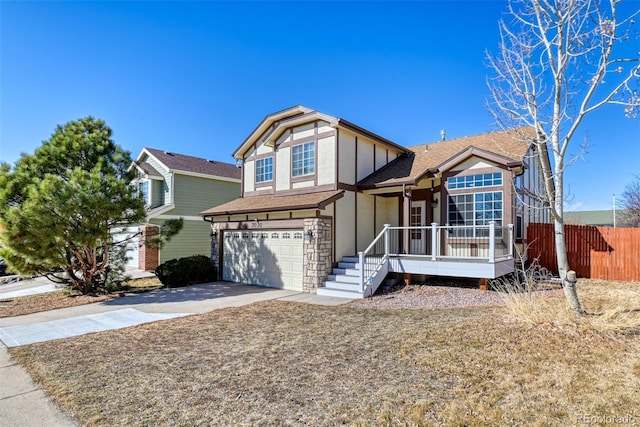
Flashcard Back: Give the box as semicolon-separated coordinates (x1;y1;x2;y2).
487;0;640;312
619;175;640;227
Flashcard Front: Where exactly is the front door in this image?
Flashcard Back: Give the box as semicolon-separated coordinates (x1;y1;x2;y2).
410;200;426;254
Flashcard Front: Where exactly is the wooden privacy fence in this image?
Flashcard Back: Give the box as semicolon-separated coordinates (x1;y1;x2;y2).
527;223;640;282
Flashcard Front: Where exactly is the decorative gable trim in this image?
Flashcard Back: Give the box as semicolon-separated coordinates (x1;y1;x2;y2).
437;146;523;173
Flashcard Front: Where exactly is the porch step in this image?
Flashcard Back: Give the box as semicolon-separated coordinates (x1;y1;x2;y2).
321;281;360;292
318;255;366;299
316;287;363;299
331;267;360;276
327;274;360;284
337;261;359;269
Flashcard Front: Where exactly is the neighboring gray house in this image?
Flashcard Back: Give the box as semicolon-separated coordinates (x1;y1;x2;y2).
128;148;241;270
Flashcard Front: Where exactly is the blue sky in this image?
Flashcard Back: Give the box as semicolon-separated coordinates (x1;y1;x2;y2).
1;0;638;211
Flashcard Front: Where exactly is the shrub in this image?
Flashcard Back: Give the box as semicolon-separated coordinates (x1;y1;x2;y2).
155;255;217;288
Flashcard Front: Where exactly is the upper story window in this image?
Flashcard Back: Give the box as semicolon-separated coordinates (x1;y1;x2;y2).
136;181;149;205
448;172;502;190
292;141;315;177
256;157;273;183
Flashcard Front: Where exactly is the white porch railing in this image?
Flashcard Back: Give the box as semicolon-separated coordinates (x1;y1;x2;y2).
358;222;514;296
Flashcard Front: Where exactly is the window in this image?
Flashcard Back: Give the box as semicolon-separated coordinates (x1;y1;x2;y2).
448;192;503;237
292;141;315;177
256;157;273;183
136;181;149;205
448;172;502;190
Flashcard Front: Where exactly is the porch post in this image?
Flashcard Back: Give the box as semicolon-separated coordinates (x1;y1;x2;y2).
431;222;438;261
508;224;514;258
358;251;365;294
489;221;496;263
384;224;390;257
403;187;411;254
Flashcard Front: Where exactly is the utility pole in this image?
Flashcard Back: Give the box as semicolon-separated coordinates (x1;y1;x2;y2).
613;194;616;228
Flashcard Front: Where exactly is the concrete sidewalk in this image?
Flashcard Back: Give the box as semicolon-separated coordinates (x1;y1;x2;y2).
0;281;351;426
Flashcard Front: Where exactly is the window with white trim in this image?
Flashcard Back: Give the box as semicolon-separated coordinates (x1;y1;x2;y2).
292;141;315;177
256;157;273;183
135;181;149;205
448;172;502;189
448;191;503;237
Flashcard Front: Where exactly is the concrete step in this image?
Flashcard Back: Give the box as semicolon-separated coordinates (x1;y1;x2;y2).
341;256;360;263
322;281;361;292
337;262;359;269
327;274;360;284
317;287;363;299
331;268;360;276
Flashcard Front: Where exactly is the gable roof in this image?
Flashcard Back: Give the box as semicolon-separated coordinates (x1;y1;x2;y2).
233;105;408;159
142;148;241;181
358;127;535;189
201;190;344;217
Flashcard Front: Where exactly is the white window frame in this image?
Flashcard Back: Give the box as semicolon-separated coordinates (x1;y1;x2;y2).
256;157;273;183
292;141;315;177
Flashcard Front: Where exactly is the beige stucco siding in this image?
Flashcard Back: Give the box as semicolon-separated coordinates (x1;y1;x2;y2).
375;145;388;171
244;159;256;192
454;158;499;170
338;132;356;185
317;120;333;134
356;138;376;182
375;196;400;230
335;191;356;259
276;147;291;191
292;122;315;140
356;193;375;251
317;136;336;186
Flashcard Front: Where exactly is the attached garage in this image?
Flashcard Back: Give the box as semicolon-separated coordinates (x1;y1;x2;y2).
112;227;140;268
222;229;304;291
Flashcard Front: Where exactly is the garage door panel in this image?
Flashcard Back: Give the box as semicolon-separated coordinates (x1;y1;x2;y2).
223;229;303;291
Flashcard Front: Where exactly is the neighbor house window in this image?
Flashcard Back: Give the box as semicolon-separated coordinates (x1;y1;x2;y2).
256;157;273;183
448;172;502;189
448;191;503;237
137;181;149;205
292;141;315;177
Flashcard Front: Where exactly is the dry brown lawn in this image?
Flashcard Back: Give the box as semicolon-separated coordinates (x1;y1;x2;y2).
9;279;640;426
0;277;162;318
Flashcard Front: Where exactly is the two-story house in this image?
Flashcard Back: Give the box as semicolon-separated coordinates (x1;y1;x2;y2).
201;106;549;297
128;148;240;270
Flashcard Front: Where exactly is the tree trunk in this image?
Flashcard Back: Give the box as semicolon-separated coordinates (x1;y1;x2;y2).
554;217;583;313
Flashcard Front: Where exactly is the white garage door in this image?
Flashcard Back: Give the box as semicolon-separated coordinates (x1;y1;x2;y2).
113;228;139;268
223;229;304;291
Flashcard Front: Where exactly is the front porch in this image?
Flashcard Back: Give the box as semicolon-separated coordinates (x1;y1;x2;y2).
317;222;514;298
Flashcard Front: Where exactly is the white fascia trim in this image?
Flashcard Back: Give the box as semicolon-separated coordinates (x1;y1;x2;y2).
146;203;175;220
262;112;339;148
155;215;205;221
138;148;171;174
172;170;241;183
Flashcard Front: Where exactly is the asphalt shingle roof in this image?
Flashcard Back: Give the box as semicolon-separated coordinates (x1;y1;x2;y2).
144;148;241;180
358;127;536;188
201;190;344;216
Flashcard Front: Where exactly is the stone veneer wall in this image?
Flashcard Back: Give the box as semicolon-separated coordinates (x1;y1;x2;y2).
138;225;159;271
303;217;333;292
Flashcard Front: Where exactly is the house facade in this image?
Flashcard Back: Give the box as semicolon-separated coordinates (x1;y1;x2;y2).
128;148;240;270
201;106;549;296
